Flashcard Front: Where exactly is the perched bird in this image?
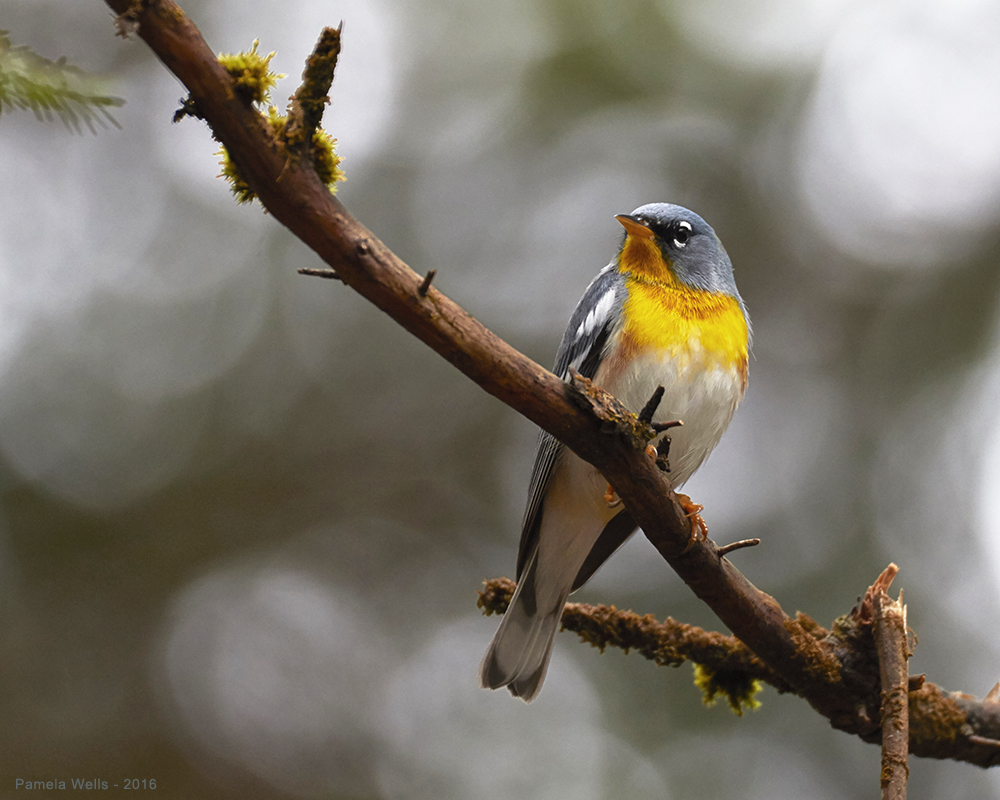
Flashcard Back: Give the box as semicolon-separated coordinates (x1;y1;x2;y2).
479;203;750;702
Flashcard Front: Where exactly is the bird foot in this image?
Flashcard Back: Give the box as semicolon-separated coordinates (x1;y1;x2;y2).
677;493;708;551
605;447;657;508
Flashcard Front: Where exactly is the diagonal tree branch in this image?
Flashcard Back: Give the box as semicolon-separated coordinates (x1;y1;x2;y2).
102;0;1000;769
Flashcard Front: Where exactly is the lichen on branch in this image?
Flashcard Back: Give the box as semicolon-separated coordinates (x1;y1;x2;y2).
217;104;343;204
197;37;344;204
478;575;778;714
217;38;283;105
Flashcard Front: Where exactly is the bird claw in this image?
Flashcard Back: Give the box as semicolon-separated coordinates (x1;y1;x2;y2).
677;493;708;551
605;447;657;507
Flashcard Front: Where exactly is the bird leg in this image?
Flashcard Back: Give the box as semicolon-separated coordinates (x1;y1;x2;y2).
604;445;658;507
676;493;708;550
603;484;621;507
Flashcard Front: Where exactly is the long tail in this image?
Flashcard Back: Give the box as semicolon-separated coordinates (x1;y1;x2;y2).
478;547;568;702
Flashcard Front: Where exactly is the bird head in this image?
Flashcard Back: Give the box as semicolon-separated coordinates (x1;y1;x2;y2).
615;203;741;301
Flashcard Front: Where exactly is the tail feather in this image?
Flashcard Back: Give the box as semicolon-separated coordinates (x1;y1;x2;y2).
478;548;568;702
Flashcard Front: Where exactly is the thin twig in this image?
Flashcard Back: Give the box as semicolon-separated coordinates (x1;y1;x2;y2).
857;563;900;624
651;419;683;434
283;25;341;156
871;566;909;800
638;386;664;424
298;267;344;281
969;735;1000;749
417;269;436;296
717;538;761;557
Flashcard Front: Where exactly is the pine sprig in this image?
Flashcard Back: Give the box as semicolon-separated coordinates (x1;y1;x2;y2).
0;30;124;132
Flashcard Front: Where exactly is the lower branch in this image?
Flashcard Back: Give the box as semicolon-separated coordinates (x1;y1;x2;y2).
478;575;794;711
480;572;1000;767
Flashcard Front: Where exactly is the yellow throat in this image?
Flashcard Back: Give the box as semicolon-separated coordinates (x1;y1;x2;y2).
617;235;749;376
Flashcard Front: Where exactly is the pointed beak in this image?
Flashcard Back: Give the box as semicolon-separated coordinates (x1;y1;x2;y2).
615;214;655;239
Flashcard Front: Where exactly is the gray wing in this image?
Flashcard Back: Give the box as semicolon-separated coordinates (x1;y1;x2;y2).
571;508;636;590
514;264;628;579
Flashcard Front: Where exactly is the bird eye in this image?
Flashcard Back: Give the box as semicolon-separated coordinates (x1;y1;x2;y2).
673;221;692;249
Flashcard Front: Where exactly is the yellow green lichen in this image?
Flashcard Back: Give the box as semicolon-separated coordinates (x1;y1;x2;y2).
217;105;344;204
216;144;255;204
217;39;284;106
309;125;345;189
693;663;763;716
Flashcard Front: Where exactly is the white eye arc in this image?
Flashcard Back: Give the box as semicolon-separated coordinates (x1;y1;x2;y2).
673;220;693;249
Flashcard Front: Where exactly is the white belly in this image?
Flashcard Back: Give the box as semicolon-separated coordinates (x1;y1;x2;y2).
595;351;745;487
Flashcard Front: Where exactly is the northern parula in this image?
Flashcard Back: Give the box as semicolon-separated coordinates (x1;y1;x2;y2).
479;202;750;702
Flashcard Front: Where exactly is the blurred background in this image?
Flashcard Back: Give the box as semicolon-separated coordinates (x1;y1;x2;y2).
2;0;1000;797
